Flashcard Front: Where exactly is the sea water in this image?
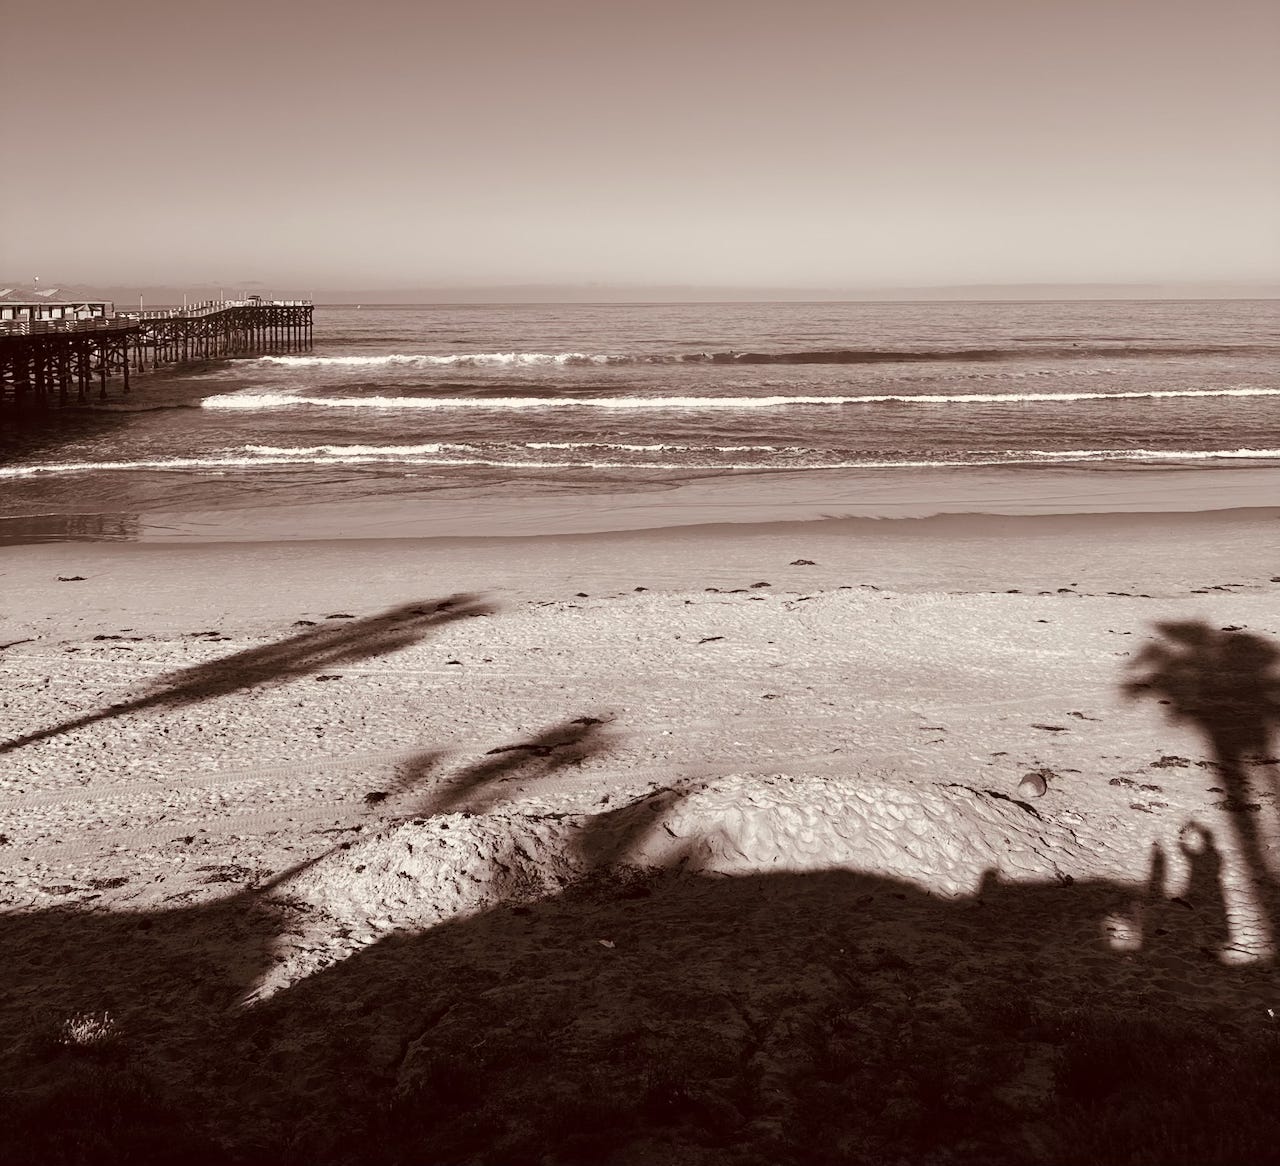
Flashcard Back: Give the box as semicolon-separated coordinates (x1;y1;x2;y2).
1;299;1276;538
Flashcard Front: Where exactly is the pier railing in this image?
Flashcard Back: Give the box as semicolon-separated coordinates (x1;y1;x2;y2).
0;300;314;335
0;317;139;337
125;299;312;321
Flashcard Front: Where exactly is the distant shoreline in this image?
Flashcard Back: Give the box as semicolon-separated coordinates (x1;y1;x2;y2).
8;285;1278;308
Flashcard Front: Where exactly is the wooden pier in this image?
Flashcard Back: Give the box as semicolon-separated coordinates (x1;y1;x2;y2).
0;299;313;414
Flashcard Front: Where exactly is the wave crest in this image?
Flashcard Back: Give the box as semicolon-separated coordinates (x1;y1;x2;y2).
7;445;1280;479
202;387;1280;411
248;342;1271;369
254;353;616;368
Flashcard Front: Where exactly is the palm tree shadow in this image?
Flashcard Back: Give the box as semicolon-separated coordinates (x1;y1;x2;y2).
13;617;1280;1161
1124;619;1280;939
1;594;493;755
406;716;616;817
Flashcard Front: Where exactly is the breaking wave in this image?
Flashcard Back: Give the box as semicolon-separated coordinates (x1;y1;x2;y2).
250;343;1269;368
202;387;1280;411
6;445;1280;479
255;352;616;368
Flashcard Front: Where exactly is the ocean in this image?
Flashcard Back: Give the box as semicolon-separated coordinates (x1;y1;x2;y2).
1;299;1277;539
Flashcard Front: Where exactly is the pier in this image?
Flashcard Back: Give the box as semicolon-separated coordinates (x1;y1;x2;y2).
0;299;313;414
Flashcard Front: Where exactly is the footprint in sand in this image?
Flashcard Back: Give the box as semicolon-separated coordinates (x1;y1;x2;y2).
1018;771;1050;798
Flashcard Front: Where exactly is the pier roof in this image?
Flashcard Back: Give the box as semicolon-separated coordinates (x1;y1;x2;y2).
0;287;109;307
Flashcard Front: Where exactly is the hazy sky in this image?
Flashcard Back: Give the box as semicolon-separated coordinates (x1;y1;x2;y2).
2;0;1277;289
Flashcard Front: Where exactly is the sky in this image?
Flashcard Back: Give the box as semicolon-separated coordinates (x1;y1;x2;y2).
2;0;1277;292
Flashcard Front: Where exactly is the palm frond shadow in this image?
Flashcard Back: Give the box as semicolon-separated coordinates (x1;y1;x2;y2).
409;716;615;818
1125;619;1280;939
0;594;492;755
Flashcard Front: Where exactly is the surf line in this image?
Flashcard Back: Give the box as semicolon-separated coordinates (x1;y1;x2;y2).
201;387;1280;411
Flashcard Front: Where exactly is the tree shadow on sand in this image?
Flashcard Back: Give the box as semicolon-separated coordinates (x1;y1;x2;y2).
4;771;1280;1165
0;595;492;756
1124;619;1280;942
410;717;616;817
9;628;1280;1163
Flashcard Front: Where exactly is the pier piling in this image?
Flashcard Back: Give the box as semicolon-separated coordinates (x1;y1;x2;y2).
0;300;313;416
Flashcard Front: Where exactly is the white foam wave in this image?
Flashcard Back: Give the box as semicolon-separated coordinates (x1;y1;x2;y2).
6;446;1280;480
525;441;783;452
239;441;786;457
243;442;451;457
203;387;1280;411
253;352;618;368
1027;447;1280;461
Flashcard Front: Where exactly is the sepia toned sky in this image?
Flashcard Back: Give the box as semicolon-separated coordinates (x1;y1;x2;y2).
1;0;1277;291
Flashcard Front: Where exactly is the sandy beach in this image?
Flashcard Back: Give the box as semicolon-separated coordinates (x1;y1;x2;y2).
8;0;1278;1152
3;503;1280;1163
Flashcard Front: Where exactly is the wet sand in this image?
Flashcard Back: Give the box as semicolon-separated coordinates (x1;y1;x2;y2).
3;504;1279;638
6;462;1278;545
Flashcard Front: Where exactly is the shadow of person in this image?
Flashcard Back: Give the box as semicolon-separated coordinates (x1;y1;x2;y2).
1124;620;1280;941
0;594;492;755
1132;824;1232;982
1173;822;1232;957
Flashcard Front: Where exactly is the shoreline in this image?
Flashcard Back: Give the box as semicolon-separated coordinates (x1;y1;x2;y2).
3;506;1279;643
3;463;1278;545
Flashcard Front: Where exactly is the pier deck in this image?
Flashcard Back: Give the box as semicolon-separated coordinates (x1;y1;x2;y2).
0;300;312;414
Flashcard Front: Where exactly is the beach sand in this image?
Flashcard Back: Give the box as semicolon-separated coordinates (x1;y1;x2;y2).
3;506;1280;1163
